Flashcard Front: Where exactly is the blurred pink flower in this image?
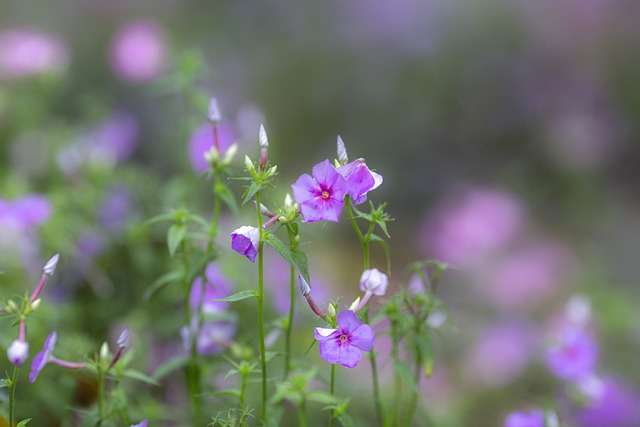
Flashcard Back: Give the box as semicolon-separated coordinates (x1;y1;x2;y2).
421;188;525;267
464;322;537;387
0;28;68;80
573;378;640;427
92;112;139;163
483;240;577;310
188;122;236;173
189;263;232;314
109;20;167;82
546;326;598;381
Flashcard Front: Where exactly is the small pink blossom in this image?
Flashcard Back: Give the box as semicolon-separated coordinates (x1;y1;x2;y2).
292;160;349;222
314;310;374;368
546;326;598;381
231;226;259;262
109;20;167;82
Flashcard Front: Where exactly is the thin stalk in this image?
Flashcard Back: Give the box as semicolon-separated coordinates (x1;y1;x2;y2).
329;364;336;427
284;226;297;378
299;395;308;427
96;369;105;426
181;240;201;423
8;366;18;427
208;169;222;251
404;326;422;426
240;374;247;410
256;191;267;424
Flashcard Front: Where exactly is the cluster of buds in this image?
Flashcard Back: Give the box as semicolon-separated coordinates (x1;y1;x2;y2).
243;124;277;180
5;254;60;367
203;97;238;169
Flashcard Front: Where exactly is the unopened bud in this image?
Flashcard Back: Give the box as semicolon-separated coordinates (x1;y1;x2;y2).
43;254;60;276
222;143;238;165
327;303;337;318
30;298;42;311
6;299;18;313
244;155;255;174
337;135;348;165
100;342;110;361
7;339;29;366
284;193;293;209
117;328;129;349
207;97;222;123
204;146;221;166
298;274;311;296
348;297;361;312
259;203;273;217
258;124;269;148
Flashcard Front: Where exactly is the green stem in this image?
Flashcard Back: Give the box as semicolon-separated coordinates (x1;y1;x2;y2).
96;368;105;426
329;364;336;427
181;240;201;423
208;170;222;251
404;326;422;427
285;264;295;378
8;366;18;427
299;395;308;427
240;374;246;410
256;191;267;424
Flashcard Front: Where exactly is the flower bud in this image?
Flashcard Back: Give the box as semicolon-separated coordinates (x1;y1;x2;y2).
359;268;389;296
327;303;337;318
231;226;260;263
222;143;238;165
258;124;269;148
43;254;60;276
298;274;311;296
244;155;255;174
207;97;222;123
348;297;361;312
284;193;293;209
30;298;42;311
100;342;110;361
336;135;348;165
204;146;221;166
7;339;29;366
117;328;129;349
6;299;18;313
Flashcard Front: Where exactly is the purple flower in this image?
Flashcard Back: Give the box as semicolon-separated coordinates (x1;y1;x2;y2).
109;20;166;82
337;158;383;205
573;378;640;427
190;263;232;314
0;28;68;80
546;326;598;381
292;160;349;222
92;112;139;163
7;339;29;366
181;320;236;355
99;187;133;232
314;310;374;368
231;226;259;262
188;122;236;173
30;331;56;382
0;194;52;230
130;421;148;427
356;268;389;311
505;410;545;427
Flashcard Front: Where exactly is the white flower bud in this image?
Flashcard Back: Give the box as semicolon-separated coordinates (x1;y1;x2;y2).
222;143;238;164
204;146;220;165
348;297;361;312
359;268;389;296
30;298;42;311
207;97;222;123
337;135;348;165
284;193;293;209
100;342;110;361
244;155;255;173
327;303;337;318
566;294;591;326
298;274;311;296
6;299;18;313
7;339;29;366
43;254;60;276
258;124;269;148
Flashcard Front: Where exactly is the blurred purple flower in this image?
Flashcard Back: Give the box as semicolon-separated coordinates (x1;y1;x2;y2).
0;194;52;230
92;112;139;163
181;320;236;356
292;160;349;223
484;240;577;310
99;187;132;232
546;326;598;381
505;410;545;427
190;263;232;314
188;122;236;173
75;231;105;261
109;20;167;82
337;158;383;205
0;28;68;80
130;420;148;427
231;226;259;262
30;331;57;382
465;322;537;387
573;378;640;427
7;339;29;367
421;187;525;266
314;310;374;368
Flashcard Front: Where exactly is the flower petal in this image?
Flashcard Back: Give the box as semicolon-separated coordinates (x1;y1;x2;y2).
314;327;338;341
300;197;344;223
311;160;340;189
318;335;341;365
350;323;374;352
338;343;363;368
336;310;361;332
292;173;319;204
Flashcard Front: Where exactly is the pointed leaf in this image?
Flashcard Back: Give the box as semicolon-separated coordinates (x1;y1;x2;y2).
264;234;311;285
242;182;264;205
152;356;190;380
123;369;161;386
167;224;187;257
216;182;239;216
144;270;183;300
16;419;31;427
211;289;257;302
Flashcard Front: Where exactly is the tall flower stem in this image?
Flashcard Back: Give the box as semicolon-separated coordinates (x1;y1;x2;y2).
345;198;383;425
8;366;18;427
284;225;297;378
299;395;308;427
96;368;105;426
181;240;201;423
256;191;267;423
208;169;222;250
329;364;336;427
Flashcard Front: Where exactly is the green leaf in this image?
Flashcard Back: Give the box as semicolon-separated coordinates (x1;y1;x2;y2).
16;419;31;427
152;356;190;380
167;223;187;257
0;379;8;389
416;335;435;377
306;391;339;405
370;234;391;276
210;389;241;397
242;182;264;205
123;369;161;386
211;289;257;302
217;182;239;216
263;234;311;285
393;361;418;393
144;270;183;300
337;413;355;427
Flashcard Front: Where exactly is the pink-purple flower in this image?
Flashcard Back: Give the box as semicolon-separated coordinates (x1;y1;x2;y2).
109;20;167;82
505;410;545;427
130;420;148;427
573;378;640;427
189;263;232;313
314;310;374;368
337;158;383;205
292;160;349;222
30;331;57;382
7;339;29;366
546;326;598;381
181;320;236;356
0;28;68;80
231;226;260;262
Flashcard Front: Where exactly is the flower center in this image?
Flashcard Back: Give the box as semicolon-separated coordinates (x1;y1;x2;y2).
339;334;348;343
321;190;330;199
